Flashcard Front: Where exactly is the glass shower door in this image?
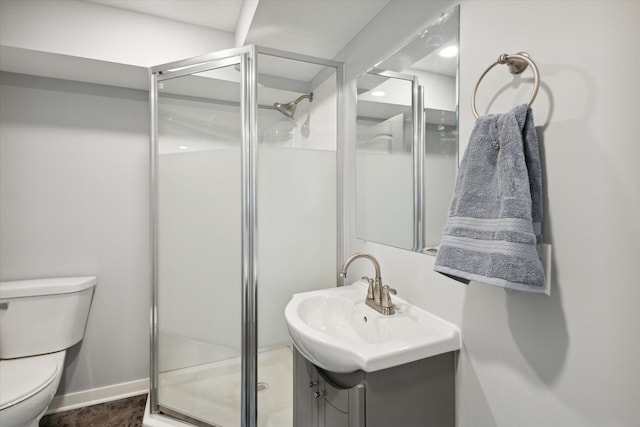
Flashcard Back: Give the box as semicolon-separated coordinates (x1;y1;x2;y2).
155;58;243;427
150;46;344;427
255;52;339;427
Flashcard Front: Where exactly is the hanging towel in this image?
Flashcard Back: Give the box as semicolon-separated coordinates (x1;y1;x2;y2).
434;104;545;293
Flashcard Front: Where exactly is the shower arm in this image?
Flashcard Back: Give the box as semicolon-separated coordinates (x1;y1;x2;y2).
292;93;313;105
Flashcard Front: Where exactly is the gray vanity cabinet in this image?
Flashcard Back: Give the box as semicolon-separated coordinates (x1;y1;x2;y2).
293;348;456;427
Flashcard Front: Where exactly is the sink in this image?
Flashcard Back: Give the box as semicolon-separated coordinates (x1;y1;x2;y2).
285;281;461;373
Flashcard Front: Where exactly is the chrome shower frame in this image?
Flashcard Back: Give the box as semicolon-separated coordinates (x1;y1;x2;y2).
148;45;345;427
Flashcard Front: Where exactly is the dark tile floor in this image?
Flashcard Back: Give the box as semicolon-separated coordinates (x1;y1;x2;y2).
40;394;147;427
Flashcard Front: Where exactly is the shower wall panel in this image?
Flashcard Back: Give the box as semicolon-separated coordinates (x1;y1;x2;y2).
257;147;336;348
158;148;241;349
257;64;338;351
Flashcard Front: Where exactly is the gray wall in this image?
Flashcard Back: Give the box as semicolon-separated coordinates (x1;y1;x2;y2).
0;72;150;394
341;1;640;425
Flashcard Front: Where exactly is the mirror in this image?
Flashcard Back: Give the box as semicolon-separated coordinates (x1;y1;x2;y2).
356;5;459;253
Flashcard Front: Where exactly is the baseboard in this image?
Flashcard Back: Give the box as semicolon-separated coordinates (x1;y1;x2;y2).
46;378;149;414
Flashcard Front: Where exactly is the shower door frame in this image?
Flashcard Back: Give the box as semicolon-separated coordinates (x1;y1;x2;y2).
149;45;345;427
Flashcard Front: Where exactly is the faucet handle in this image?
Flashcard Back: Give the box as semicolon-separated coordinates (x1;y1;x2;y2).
361;276;375;300
381;285;396;308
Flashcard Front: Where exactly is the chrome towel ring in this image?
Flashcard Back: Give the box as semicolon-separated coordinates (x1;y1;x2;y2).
471;52;540;119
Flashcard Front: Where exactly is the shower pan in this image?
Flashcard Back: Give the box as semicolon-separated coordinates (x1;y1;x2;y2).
147;45;344;427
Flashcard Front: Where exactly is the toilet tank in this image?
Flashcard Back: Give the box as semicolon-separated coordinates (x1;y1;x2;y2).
0;277;96;359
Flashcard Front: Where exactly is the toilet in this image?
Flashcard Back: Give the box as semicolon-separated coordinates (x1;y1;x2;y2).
0;276;96;427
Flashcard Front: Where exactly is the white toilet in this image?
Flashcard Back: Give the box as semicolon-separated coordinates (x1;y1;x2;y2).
0;276;96;427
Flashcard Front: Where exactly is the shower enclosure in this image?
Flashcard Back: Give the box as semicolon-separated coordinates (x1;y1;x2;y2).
148;45;344;427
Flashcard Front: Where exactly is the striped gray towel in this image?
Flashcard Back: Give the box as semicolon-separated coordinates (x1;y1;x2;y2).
434;104;545;293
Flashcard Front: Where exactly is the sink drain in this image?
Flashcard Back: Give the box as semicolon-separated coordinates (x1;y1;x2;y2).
257;382;269;392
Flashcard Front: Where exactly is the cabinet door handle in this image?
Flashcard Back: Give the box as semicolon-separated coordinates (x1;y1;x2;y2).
314;391;325;399
309;381;318;388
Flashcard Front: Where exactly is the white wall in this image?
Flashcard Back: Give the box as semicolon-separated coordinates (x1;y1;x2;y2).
158;149;242;351
340;1;640;425
0;72;150;394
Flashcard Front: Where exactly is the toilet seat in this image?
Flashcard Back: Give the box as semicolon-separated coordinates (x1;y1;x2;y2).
0;353;62;410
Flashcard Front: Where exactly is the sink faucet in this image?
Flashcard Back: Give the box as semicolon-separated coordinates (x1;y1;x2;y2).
339;253;395;315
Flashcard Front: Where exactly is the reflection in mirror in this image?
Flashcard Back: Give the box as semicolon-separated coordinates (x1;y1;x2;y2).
356;5;459;253
356;71;415;250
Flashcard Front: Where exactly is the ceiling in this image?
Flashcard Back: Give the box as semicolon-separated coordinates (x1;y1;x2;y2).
85;0;390;60
3;0;458;99
86;0;244;31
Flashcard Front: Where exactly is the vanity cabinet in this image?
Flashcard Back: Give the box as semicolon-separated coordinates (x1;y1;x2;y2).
293;348;456;427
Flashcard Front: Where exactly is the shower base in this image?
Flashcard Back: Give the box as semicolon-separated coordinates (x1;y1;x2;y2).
143;344;293;427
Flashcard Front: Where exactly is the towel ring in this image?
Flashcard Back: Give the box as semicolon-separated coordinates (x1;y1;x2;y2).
472;52;540;119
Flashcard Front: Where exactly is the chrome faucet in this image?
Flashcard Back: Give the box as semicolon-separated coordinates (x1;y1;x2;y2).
339;252;395;315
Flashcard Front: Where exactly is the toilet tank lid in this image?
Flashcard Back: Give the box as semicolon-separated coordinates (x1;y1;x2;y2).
0;276;97;299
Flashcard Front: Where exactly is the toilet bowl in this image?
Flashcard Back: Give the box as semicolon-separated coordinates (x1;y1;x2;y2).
0;277;96;427
0;352;65;427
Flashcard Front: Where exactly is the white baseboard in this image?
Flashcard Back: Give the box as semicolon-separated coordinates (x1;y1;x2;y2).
46;378;149;414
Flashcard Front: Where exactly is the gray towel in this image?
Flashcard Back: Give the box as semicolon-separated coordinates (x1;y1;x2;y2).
434;104;545;292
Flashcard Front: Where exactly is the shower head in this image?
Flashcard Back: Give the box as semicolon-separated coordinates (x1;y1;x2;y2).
273;92;313;119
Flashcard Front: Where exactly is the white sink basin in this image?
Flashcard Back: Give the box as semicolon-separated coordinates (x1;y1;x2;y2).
285;281;461;373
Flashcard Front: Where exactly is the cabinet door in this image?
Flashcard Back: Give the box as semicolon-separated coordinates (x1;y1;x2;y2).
294;349;366;427
319;376;349;427
318;371;365;427
347;384;365;427
293;349;319;427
